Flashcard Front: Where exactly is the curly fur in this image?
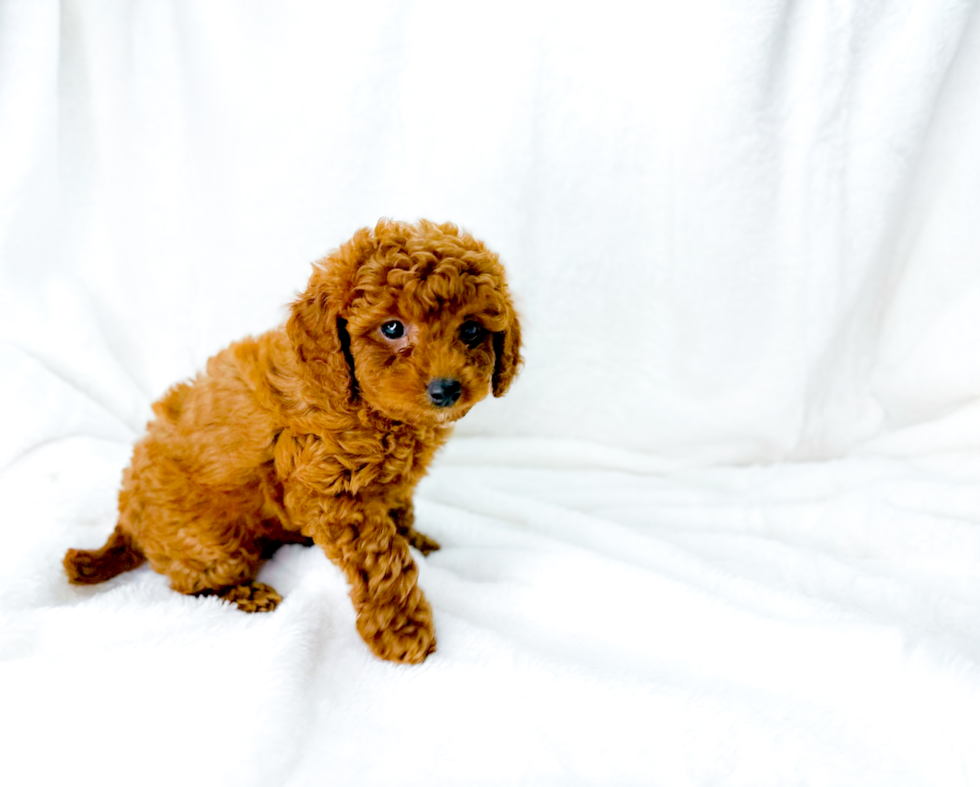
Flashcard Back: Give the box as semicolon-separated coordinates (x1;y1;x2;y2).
64;219;522;664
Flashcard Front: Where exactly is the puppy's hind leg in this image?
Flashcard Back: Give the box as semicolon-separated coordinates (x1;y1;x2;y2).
200;582;282;613
163;558;282;612
159;545;282;614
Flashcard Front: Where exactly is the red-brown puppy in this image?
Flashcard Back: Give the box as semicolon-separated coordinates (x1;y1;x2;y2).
64;219;522;664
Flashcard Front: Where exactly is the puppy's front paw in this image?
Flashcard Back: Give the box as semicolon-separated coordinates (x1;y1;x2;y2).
356;588;436;664
405;528;441;556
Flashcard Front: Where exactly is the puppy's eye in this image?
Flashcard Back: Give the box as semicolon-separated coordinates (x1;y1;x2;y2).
380;320;405;340
459;321;485;347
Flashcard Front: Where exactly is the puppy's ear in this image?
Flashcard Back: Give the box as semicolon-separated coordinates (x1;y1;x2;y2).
492;298;523;398
287;230;373;403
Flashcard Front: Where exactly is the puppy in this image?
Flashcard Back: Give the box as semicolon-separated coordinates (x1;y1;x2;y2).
64;219;522;664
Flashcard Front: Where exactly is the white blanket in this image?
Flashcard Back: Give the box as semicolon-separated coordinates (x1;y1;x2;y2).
3;1;980;784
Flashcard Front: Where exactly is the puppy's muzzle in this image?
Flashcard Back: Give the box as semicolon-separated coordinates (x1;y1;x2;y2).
427;378;462;408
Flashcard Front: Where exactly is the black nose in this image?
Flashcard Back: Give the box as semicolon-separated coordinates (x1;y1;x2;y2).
427;378;462;408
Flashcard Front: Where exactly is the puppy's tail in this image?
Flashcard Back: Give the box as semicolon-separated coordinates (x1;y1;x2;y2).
64;524;145;585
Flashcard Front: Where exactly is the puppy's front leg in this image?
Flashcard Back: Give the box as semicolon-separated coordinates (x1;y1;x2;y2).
294;495;436;664
389;497;441;556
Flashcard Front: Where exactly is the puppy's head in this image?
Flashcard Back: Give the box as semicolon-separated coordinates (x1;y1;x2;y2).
288;219;521;425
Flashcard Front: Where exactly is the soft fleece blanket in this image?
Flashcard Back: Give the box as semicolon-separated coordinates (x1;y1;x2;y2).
3;1;980;785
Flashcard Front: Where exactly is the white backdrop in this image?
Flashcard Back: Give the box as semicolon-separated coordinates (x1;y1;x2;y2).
3;1;980;785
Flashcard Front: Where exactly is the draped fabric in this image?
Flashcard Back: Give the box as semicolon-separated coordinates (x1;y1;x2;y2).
2;2;980;784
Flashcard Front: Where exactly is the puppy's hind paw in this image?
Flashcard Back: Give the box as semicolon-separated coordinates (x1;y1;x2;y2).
215;581;282;613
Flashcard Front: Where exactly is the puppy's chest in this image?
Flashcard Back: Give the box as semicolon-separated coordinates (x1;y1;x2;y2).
364;427;436;487
277;423;447;497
